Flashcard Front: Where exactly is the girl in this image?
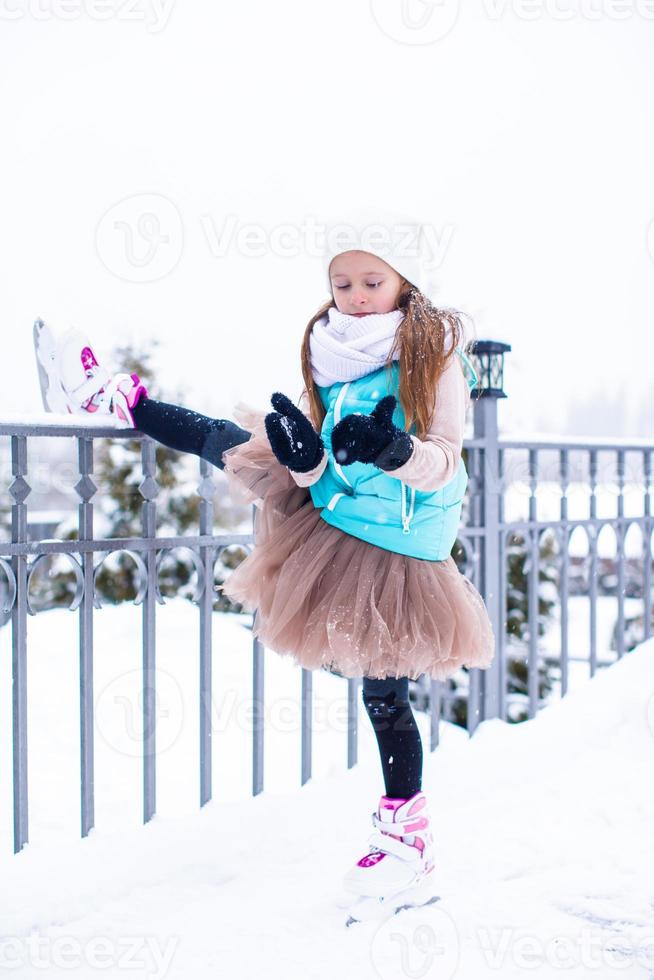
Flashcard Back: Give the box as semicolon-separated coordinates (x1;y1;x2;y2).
37;221;495;911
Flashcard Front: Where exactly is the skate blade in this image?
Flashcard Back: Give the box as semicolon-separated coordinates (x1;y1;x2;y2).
344;875;440;927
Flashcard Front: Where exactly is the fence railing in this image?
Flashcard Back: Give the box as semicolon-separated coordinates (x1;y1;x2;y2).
1;341;652;854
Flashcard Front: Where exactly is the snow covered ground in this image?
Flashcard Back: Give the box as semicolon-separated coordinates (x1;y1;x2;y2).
1;600;653;979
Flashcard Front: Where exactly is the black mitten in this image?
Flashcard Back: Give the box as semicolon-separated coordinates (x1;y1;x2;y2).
264;392;325;473
331;395;414;470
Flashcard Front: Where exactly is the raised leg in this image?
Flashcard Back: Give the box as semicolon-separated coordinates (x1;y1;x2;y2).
131;397;252;470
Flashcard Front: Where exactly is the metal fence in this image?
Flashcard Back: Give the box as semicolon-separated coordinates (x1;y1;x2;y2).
1;341;652;854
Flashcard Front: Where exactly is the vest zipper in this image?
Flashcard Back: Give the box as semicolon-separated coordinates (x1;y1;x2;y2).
332;382;353;489
401;482;415;534
331;380;416;534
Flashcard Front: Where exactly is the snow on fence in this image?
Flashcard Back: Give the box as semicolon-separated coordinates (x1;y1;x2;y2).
0;341;652;854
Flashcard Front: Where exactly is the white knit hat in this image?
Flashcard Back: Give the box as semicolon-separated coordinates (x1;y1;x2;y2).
319;206;438;300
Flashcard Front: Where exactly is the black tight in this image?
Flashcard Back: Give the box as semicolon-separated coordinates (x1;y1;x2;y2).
131;397;422;800
362;676;422;800
131;396;252;470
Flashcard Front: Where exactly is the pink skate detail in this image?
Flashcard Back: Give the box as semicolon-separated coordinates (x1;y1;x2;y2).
357;851;386;869
126;374;148;408
385;828;428;853
379;793;425;822
80;347;99;374
375;791;433;852
404;817;429;833
79;374;145;426
380;796;407;811
407;797;427;816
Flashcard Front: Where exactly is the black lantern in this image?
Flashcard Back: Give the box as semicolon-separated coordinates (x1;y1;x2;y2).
468;340;511;398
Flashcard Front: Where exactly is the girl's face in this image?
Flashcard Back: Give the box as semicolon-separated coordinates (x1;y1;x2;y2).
329;250;403;317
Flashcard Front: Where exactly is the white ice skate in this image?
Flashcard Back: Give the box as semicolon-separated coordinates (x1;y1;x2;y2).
341;790;440;926
33;319;147;427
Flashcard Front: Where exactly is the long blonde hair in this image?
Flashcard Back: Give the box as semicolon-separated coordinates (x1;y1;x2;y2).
300;281;472;440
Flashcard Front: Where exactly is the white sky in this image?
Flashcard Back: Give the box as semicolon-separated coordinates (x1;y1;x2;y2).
1;1;653;438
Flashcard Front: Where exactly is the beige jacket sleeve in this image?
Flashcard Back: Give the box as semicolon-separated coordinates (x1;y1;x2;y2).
384;354;470;493
287;357;470;492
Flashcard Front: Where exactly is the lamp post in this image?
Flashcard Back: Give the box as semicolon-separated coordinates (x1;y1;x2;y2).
469;340;511;399
468;339;511;732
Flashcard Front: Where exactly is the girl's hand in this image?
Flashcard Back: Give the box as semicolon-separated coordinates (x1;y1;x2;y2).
331;395;414;470
265;392;325;473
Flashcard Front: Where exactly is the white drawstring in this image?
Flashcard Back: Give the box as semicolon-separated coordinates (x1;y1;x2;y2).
401;483;415;534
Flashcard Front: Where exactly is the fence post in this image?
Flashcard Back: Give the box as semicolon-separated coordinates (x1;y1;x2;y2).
10;436;29;853
76;437;96;838
140;437;159;824
470;340;511;728
198;458;215;807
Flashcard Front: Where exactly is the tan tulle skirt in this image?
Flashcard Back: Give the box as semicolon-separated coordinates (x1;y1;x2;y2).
216;404;496;682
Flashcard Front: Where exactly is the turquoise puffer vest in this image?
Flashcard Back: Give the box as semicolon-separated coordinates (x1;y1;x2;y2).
309;349;479;561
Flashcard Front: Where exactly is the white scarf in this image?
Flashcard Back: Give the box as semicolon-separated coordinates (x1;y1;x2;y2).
309;307;405;387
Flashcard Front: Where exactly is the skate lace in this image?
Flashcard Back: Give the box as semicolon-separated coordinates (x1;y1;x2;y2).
65;361;110;408
83;373;133;414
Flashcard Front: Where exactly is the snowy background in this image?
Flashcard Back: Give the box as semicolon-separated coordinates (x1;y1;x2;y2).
0;2;653;437
1;601;653;978
1;4;654;978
